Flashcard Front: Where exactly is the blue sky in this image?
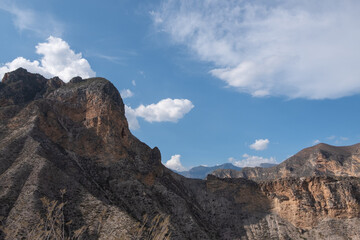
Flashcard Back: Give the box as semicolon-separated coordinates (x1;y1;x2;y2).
1;0;360;171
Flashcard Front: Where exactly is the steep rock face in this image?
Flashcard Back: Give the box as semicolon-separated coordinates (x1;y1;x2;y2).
260;176;360;230
212;143;360;181
1;68;360;240
0;69;160;239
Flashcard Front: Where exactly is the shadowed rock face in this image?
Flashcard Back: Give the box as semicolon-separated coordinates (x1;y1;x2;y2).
212;143;360;181
1;68;360;240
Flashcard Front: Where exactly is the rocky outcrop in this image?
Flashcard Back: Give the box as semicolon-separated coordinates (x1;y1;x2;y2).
1;68;360;239
212;143;360;181
260;176;360;230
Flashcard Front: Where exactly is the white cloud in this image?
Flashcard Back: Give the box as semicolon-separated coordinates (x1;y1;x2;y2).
0;3;63;37
250;139;269;151
313;139;320;145
125;98;194;130
124;105;140;130
132;80;136;86
135;98;194;122
229;154;276;168
153;0;360;99
164;154;187;171
120;89;134;99
0;36;95;82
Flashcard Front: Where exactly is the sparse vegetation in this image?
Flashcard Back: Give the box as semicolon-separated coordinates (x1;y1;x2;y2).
0;189;86;240
0;189;171;240
133;214;171;240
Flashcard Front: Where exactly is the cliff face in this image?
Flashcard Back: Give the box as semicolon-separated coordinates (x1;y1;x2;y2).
0;68;161;239
212;143;360;181
260;176;360;230
1;68;360;240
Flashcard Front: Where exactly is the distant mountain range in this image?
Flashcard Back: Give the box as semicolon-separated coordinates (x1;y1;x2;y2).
177;162;277;179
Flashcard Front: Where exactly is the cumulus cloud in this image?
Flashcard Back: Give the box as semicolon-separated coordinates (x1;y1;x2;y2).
229;154;276;168
124;105;140;130
313;139;320;145
135;98;194;122
153;0;360;99
164;154;187;171
250;139;269;151
120;89;134;99
0;36;95;82
125;98;194;130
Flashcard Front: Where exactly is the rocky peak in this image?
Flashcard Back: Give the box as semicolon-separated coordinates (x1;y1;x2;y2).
1;67;33;83
1;68;360;239
0;68;61;106
69;76;84;84
0;68;161;168
211;142;360;181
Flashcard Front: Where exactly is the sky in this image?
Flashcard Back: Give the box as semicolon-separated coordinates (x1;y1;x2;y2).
1;0;360;171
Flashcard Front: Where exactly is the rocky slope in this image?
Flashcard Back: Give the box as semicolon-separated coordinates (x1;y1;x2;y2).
1;68;360;239
212;143;360;181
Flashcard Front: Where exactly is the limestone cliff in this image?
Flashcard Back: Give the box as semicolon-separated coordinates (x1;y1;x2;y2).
1;68;360;240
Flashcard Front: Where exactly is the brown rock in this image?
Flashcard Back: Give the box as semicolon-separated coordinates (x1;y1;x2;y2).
212;143;360;181
1;68;360;239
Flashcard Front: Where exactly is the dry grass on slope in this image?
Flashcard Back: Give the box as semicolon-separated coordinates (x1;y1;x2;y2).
0;189;171;240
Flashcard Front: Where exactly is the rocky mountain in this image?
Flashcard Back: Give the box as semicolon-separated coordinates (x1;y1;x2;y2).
1;68;360;239
177;163;242;179
211;143;360;181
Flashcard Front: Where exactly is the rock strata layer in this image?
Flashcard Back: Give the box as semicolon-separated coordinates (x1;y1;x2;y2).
212;143;360;181
1;68;359;240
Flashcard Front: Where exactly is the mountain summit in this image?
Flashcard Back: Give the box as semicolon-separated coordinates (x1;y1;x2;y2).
211;143;360;181
1;69;360;239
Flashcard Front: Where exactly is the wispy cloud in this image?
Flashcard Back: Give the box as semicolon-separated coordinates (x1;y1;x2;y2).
0;2;63;37
153;0;360;99
120;89;134;99
229;154;276;168
314;136;349;145
85;50;130;65
93;54;125;65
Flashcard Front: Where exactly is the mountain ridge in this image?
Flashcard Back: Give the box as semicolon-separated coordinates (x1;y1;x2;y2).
211;142;360;181
1;68;360;239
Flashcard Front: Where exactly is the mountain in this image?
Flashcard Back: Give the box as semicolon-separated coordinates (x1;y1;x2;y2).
1;68;360;239
177;163;242;179
177;162;277;179
211;143;360;181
